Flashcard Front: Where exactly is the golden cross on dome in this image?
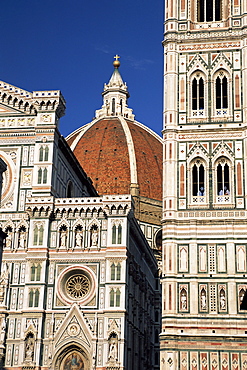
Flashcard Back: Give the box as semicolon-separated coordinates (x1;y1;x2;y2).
114;54;120;61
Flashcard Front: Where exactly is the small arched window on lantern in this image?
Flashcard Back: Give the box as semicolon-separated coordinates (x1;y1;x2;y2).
112;98;116;115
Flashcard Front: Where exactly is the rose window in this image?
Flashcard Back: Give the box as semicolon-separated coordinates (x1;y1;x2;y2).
57;265;96;305
66;274;90;299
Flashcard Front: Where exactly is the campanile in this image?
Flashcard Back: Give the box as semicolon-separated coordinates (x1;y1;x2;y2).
161;0;247;368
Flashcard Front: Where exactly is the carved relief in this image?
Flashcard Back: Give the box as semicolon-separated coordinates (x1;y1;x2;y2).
22;169;32;187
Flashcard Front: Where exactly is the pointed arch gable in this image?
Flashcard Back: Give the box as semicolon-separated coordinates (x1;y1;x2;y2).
53;303;93;354
24;324;37;339
187;55;208;76
72;218;85;230
4;219;15;231
187;143;209;163
87;218;100;230
16;219;29;232
211;53;232;75
57;217;70;230
211;142;234;164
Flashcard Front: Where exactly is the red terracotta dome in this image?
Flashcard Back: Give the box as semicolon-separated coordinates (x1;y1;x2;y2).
66;58;162;201
67;117;162;201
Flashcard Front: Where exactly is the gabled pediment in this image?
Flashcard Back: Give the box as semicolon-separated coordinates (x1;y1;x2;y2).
188;54;208;74
54;303;93;351
187;142;209;162
212;141;234;160
211;53;232;74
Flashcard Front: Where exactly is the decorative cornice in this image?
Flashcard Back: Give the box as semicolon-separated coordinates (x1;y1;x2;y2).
163;27;247;45
0;81;66;119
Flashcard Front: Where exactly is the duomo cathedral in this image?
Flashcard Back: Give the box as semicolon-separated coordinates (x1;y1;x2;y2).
1;0;247;369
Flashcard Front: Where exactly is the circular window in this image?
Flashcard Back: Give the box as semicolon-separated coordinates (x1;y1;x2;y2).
66;274;90;300
57;265;96;305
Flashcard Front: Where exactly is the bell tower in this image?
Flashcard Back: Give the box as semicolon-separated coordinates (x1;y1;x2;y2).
161;0;247;368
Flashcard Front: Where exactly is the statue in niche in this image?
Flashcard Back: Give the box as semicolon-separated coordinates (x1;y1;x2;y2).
180;289;187;310
75;228;83;249
239;289;246;306
19;229;26;249
106;100;110;116
91;227;98;247
1;318;6;332
25;333;35;362
220;289;226;310
200;289;207;310
108;333;118;362
0;317;6;343
60;228;67;248
5;229;12;249
0;264;9;304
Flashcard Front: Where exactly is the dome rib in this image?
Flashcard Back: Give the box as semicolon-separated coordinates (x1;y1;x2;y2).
119;116;138;185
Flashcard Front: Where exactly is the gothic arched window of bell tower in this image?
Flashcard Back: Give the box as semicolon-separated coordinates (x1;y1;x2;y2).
192;162;205;197
190;72;206;118
192;77;204;111
214;157;232;204
217;161;229;195
216;75;228;109
213;70;230;118
197;0;222;22
189;158;207;206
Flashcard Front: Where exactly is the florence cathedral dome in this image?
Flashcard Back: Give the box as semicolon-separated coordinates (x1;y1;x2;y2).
66;58;163;204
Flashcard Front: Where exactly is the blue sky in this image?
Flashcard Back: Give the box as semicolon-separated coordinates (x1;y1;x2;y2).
1;0;164;137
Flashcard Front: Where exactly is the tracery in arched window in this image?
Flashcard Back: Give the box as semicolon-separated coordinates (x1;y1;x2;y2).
192;77;204;111
116;263;121;280
191;73;205;118
112;223;122;244
115;288;121;307
111;263;116;280
191;160;206;204
216;75;228;109
216;160;230;200
30;264;42;281
44;146;49;161
33;224;44;246
215;157;232;203
28;289;40;307
39;146;49;162
110;262;121;281
37;168;48;184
